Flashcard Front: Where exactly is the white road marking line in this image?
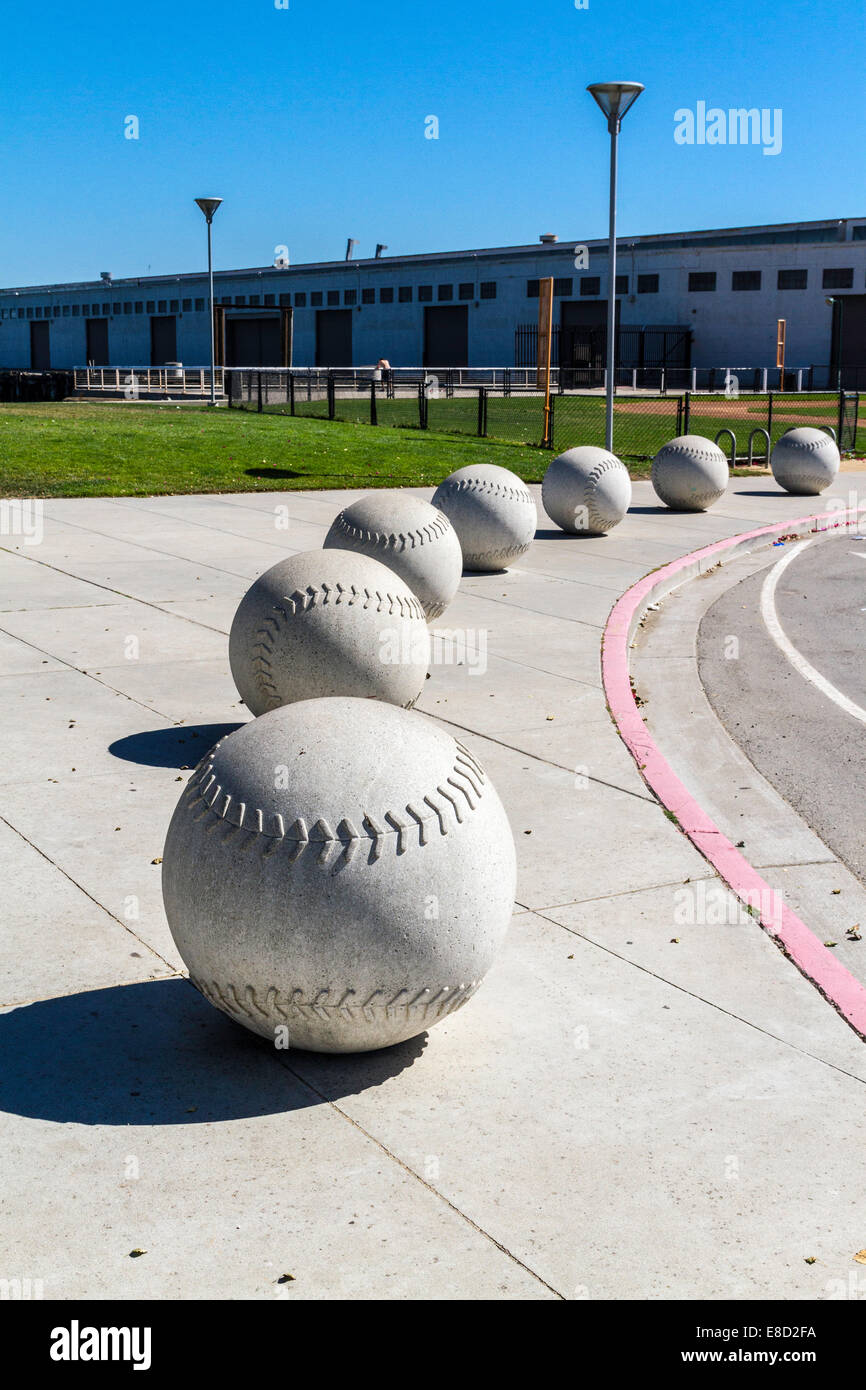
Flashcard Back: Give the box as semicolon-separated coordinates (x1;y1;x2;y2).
760;539;866;727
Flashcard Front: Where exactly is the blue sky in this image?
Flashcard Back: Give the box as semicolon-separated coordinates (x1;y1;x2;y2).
0;0;863;286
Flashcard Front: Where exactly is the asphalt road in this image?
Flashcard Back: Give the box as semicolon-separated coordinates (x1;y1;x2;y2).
698;533;866;886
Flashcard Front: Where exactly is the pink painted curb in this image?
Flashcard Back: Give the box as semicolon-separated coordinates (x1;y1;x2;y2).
602;504;866;1039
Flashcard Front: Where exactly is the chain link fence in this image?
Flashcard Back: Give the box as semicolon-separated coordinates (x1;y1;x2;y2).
226;370;862;462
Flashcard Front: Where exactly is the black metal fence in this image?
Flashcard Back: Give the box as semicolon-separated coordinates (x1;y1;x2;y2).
0;369;75;402
228;369;861;462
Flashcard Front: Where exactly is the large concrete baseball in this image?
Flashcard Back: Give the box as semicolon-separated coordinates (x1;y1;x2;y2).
323;492;462;619
229;548;430;717
161;699;516;1053
542;446;632;535
431;464;536;571
651;434;729;512
771;427;840;495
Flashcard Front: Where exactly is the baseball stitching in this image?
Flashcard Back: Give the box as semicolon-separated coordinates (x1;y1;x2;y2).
329;510;452;551
191;977;481;1027
182;740;487;870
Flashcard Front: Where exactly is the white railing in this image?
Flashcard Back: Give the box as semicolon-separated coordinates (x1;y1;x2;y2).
74;366;224;395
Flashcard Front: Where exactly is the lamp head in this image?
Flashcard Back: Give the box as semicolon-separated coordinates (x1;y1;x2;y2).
195;197;223;224
587;82;644;132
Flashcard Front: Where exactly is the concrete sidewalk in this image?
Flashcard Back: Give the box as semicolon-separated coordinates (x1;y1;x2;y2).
2;473;866;1301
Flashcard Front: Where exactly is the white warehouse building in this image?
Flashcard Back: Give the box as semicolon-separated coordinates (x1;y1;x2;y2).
0;217;864;386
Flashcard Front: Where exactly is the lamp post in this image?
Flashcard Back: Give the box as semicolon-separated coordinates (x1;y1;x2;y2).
587;82;644;452
195;197;223;406
825;296;843;390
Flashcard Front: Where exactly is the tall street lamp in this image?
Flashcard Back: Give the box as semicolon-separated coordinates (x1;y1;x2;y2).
587;82;644;452
195;197;223;406
825;296;843;390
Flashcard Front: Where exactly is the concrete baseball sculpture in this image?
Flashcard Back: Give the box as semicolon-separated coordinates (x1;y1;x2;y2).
431;463;536;571
770;427;840;496
229;549;430;717
541;446;632;535
323;492;462;619
161;698;516;1053
651;435;729;512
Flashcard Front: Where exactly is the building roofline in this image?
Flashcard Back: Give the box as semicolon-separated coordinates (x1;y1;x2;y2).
1;217;862;297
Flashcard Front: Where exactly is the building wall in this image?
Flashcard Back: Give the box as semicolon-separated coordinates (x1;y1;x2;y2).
1;219;864;371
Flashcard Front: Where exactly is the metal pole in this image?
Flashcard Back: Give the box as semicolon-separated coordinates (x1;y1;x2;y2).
605;117;619;452
207;219;216;406
837;300;844;391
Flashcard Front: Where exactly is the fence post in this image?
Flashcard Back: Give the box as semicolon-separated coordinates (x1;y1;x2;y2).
477;387;487;437
370;379;378;427
289;374;295;416
257;372;263;412
767;390;774;442
546;392;555;448
419;382;428;430
837;390;845;450
327;373;335;420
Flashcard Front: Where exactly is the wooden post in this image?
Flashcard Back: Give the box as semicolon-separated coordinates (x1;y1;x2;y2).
536;277;554;446
776;318;786;392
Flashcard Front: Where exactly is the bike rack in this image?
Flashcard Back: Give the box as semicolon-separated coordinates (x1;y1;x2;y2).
747;428;771;467
715;428;737;469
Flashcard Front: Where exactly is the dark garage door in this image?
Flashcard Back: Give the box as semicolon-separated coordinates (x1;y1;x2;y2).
151;316;178;366
424;306;468;368
86;318;109;366
226;316;282;367
30;321;50;369
316;310;353;367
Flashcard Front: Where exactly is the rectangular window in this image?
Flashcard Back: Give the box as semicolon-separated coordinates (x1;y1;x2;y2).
93;304;101;316
777;269;807;290
146;301;155;314
689;271;717;292
81;305;88;316
418;285;433;302
823;267;853;289
135;302;143;313
279;293;291;306
615;275;628;294
234;296;246;306
580;277;600;296
123;302;133;313
35;307;42;318
195;298;205;311
362;287;375;304
344;289;357;305
264;294;275;306
853;226;866;241
554;277;573;296
732;270;761;291
54;306;61;317
72;304;80;316
458;282;474;301
182;298;192;312
294;292;307;307
438;284;453;301
113;302;121;315
399;286;413;303
26;307;33;318
638;273;659;293
62;305;70;316
311;291;323;306
248;295;259;307
158;300;167;312
380;287;394;303
327;290;340;306
527;279;540;298
480;281;497;299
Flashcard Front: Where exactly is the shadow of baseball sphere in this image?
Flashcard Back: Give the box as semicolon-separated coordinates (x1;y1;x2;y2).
0;979;427;1126
109;724;244;769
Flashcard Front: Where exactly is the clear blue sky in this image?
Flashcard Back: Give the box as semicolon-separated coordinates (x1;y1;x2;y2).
1;0;863;286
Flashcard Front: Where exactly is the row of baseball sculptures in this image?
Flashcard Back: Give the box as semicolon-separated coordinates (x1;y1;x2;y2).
161;425;841;1056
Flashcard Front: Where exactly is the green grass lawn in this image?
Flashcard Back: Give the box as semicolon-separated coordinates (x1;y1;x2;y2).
0;401;555;499
0;396;859;499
